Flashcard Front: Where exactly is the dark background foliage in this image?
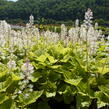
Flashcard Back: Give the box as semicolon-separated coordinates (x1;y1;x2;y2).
0;0;109;25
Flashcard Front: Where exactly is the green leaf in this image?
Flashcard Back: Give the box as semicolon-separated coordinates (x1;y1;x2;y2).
46;91;56;98
76;94;91;109
97;101;107;109
99;85;109;98
64;78;82;86
11;73;20;81
98;67;109;75
31;72;42;82
37;54;47;63
47;55;57;64
77;82;95;98
60;54;71;63
95;91;108;108
49;65;61;69
19;90;43;107
0;93;9;104
81;101;91;108
6;73;20;93
0;99;15;109
0;70;7;80
0;76;12;92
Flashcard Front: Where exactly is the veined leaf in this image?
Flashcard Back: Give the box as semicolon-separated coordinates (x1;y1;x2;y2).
19;90;43;107
60;55;71;63
47;55;57;64
77;82;95;98
64;78;82;86
11;73;20;81
99;85;109;98
46;91;56;98
37;53;57;64
98;67;109;75
37;54;47;63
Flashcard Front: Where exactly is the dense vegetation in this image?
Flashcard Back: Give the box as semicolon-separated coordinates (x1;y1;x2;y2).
0;0;109;26
0;8;109;109
1;21;109;109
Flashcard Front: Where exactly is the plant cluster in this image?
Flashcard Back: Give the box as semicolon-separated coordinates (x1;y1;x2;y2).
0;9;109;109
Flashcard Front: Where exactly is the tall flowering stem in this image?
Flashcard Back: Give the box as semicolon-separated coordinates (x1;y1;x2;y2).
29;14;34;27
84;8;93;71
84;8;93;28
16;59;34;99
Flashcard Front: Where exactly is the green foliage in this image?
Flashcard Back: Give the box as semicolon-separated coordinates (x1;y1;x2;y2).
0;39;109;108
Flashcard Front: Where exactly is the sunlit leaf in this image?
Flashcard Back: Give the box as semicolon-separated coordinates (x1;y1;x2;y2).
64;78;82;86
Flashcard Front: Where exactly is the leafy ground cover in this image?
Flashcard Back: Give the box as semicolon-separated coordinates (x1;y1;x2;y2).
0;9;109;109
0;39;109;109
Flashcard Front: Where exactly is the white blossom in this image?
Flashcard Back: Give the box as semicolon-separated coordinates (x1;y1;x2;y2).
24;93;29;99
84;8;93;27
7;60;16;69
18;90;22;94
29;14;34;27
75;19;79;27
61;24;67;40
28;84;33;89
21;60;34;74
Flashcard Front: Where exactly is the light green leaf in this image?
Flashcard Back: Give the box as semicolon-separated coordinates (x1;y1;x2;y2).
49;65;61;69
19;90;43;107
81;101;90;107
97;101;107;109
47;55;57;64
46;91;56;98
64;78;82;86
99;85;109;98
11;73;20;81
37;54;47;63
98;67;109;75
